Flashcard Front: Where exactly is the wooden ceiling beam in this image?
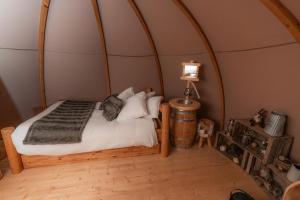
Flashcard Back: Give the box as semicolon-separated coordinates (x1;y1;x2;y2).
38;0;51;110
260;0;300;44
128;0;165;96
91;0;111;96
173;0;225;129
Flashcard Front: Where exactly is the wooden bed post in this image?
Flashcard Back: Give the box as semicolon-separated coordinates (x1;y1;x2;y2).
1;127;24;174
161;103;170;157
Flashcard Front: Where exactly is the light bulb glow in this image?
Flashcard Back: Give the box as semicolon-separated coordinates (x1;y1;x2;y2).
183;65;198;77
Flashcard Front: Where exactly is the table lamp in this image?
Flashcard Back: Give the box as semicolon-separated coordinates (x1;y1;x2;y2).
180;60;201;105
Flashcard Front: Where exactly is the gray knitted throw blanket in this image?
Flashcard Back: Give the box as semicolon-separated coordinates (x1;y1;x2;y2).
23;100;96;145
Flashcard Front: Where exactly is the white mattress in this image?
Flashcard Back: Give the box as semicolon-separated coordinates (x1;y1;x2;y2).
12;101;158;156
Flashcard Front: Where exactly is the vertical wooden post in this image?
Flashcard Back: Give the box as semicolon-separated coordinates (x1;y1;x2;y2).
173;0;225;129
1;127;24;174
91;0;111;96
38;0;51;110
161;103;170;157
128;0;165;96
260;0;300;44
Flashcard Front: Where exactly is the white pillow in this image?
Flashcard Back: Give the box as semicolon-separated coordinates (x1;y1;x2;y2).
117;87;134;102
117;91;148;121
146;91;156;99
145;96;164;119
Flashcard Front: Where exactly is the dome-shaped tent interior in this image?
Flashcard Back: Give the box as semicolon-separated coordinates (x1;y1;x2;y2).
1;0;300;199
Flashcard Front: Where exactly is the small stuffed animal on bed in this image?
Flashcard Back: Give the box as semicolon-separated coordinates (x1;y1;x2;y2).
249;109;267;128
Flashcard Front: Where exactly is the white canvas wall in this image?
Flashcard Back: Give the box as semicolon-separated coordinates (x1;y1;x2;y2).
0;50;40;119
0;0;40;119
109;56;161;94
183;0;294;50
98;0;153;56
44;0;108;104
135;0;206;55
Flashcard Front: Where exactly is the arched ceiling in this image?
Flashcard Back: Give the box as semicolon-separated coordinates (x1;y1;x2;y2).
136;0;205;55
46;0;102;54
99;0;152;56
44;0;108;104
1;0;300;161
0;0;40;49
283;0;300;20
1;0;299;54
0;0;40;119
97;0;161;94
183;0;294;51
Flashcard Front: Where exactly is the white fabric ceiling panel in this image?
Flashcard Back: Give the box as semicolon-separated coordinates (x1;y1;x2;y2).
98;0;152;56
0;50;40;119
109;56;161;94
135;0;205;55
160;54;220;123
183;0;294;51
46;0;102;54
0;0;40;49
45;52;108;105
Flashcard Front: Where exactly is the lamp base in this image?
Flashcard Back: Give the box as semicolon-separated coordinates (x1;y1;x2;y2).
177;98;193;105
177;99;193;105
183;98;193;105
183;87;193;105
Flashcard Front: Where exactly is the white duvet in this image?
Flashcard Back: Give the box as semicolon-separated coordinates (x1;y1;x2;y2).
12;101;158;156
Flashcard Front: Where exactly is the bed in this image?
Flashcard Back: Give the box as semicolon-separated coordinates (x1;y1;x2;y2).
1;99;170;174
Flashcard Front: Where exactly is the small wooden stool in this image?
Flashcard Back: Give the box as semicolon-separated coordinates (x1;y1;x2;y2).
198;118;214;148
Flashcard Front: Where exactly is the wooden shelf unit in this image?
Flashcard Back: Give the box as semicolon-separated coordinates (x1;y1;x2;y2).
232;120;292;164
268;164;292;188
215;119;293;199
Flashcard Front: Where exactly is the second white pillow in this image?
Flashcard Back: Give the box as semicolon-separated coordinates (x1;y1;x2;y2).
117;91;148;121
117;87;134;102
145;96;164;119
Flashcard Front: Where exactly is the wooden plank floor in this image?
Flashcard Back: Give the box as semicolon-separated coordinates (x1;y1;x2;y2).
0;147;270;200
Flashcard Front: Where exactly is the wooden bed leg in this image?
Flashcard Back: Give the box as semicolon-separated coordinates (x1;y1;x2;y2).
1;127;24;174
161;103;170;157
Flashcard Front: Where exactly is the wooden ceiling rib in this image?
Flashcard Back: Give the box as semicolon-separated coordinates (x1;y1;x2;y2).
260;0;300;44
172;0;225;129
128;0;165;96
38;0;51;109
91;0;111;96
38;0;224;127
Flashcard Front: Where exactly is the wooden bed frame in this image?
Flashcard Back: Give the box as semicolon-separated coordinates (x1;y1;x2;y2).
1;103;170;174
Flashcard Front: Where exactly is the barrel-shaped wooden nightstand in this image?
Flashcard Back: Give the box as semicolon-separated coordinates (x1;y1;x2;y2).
169;98;201;148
